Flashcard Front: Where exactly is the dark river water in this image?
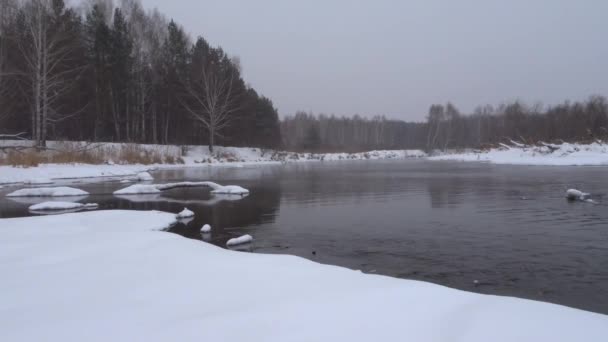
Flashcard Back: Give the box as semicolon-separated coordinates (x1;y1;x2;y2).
1;160;608;314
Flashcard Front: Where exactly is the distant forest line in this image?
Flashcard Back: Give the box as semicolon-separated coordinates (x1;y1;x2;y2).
1;1;606;153
283;97;608;152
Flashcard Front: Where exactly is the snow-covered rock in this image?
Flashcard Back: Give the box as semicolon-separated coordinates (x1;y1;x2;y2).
1;211;607;341
201;224;212;233
176;208;195;219
28;202;98;213
6;187;89;198
136;172;154;181
226;234;253;247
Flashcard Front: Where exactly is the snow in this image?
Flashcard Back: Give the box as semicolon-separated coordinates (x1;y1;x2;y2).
23;178;54;185
28;201;98;212
6;186;89;198
201;224;212;233
176;208;195;219
211;185;250;195
431;142;608;166
0;163;153;185
114;181;250;196
1;211;607;341
226;234;253;246
0;140;427;185
566;189;590;201
114;184;162;195
136;171;154;181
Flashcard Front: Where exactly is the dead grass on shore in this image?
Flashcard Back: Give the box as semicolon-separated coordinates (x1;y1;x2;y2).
0;142;184;167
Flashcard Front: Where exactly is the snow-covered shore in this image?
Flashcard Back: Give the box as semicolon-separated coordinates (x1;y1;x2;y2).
2;140;608;185
431;142;608;166
0;140;425;185
1;210;606;341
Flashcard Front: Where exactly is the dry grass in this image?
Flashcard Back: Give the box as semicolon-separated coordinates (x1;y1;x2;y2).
2;150;43;167
0;142;184;167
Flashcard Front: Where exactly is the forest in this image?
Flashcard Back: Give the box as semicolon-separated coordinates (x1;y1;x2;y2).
1;1;607;154
0;0;281;152
282;97;608;152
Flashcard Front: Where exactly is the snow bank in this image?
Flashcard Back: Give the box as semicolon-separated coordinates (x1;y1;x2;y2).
114;181;250;196
28;201;98;212
0;140;427;185
6;187;89;198
0;211;606;341
0;163;152;185
431;142;608;166
23;178;54;185
176;208;195;219
226;234;253;247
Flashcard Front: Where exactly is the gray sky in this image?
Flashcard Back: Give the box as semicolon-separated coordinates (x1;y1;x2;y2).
142;0;608;120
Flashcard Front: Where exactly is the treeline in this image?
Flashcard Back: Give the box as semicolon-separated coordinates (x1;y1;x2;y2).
0;0;281;151
281;113;427;152
282;96;608;152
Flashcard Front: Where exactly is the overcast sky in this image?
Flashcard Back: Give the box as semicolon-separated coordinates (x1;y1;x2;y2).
141;0;608;120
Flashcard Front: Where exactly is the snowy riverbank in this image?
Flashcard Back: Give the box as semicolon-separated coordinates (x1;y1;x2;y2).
431;142;608;166
2;140;608;185
0;140;425;185
1;210;607;341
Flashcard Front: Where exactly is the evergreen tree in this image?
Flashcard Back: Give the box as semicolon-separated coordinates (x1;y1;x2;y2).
108;7;132;140
84;4;112;140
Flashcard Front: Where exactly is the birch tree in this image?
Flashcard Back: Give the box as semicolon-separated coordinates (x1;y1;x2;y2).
182;41;241;153
18;0;81;148
0;12;11;124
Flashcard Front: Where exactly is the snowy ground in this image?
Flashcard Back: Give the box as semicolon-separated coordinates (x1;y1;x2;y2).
431;142;608;166
0;163;153;185
1;210;606;341
2;140;608;186
0;140;425;185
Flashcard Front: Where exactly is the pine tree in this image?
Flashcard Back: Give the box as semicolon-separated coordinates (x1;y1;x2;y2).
108;7;132;140
85;4;112;140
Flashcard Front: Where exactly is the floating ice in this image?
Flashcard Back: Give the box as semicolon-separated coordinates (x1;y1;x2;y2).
226;234;253;247
6;187;89;198
28;202;98;211
211;185;249;195
566;189;589;201
114;181;249;196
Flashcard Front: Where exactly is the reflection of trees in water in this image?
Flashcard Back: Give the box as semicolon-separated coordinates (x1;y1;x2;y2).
0;198;34;218
426;178;465;209
281;163;415;205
